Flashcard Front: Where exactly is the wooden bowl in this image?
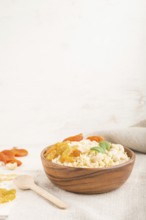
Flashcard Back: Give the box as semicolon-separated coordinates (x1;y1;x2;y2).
41;146;135;194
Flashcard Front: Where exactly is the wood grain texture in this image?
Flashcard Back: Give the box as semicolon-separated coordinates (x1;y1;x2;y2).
41;147;135;194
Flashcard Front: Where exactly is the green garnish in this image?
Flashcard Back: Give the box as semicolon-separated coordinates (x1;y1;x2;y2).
90;147;105;153
90;141;111;154
99;141;111;150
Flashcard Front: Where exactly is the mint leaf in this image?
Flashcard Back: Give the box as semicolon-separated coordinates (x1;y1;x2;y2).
99;141;111;150
90;141;111;154
90;147;105;153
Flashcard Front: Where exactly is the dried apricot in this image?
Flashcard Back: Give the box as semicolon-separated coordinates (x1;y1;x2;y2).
0;151;14;164
63;133;83;142
70;149;81;157
0;148;28;167
87;136;104;142
1;150;14;157
11;148;28;157
0;152;7;164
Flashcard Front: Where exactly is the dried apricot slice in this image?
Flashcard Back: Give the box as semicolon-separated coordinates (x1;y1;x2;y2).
0;152;7;164
1;150;14;157
87;136;104;142
63;133;83;142
0;151;14;164
0;148;28;167
11;148;28;157
70;149;81;157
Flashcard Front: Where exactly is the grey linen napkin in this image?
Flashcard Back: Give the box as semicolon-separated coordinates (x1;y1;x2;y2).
90;120;146;153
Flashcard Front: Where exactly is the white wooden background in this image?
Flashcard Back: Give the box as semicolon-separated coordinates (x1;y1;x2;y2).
0;0;146;147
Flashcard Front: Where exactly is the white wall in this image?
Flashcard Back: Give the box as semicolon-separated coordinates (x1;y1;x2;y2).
0;0;146;147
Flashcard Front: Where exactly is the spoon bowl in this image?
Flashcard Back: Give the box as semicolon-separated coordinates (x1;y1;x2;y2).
14;175;34;190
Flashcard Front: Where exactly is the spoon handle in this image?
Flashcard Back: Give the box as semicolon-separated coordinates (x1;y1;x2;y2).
30;183;68;209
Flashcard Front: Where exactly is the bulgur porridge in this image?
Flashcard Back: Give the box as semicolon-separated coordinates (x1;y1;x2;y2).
45;134;130;168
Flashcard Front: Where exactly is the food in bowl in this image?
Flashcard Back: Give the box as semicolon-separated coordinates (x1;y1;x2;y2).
41;134;135;194
44;134;130;168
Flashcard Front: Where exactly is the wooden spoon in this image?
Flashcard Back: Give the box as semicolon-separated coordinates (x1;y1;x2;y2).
14;175;68;209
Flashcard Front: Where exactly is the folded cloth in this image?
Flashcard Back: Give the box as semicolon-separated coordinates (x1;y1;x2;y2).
89;120;146;153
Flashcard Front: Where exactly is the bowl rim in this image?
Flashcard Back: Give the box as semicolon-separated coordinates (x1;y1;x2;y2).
41;145;136;171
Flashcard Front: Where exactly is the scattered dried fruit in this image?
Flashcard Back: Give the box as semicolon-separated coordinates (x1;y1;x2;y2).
0;147;28;168
0;188;16;204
